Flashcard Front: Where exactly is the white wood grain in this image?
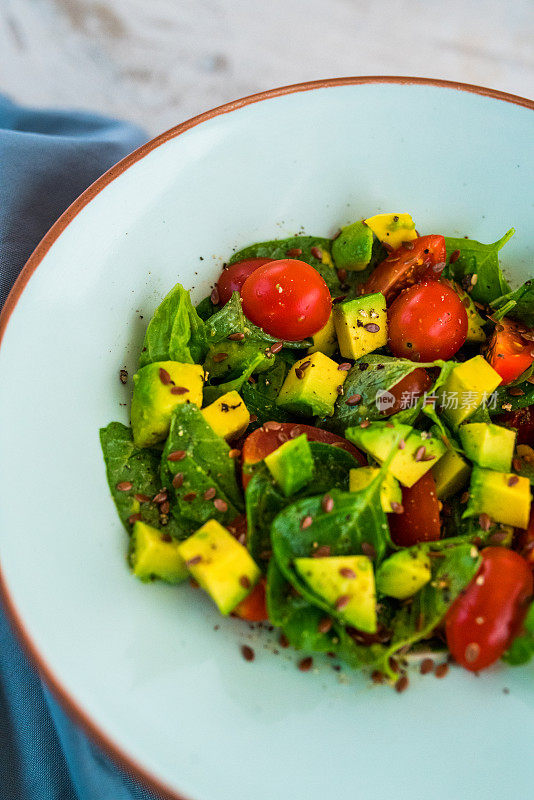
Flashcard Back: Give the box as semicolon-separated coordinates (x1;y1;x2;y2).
1;0;533;135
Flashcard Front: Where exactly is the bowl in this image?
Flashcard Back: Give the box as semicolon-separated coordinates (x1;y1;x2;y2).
1;78;533;800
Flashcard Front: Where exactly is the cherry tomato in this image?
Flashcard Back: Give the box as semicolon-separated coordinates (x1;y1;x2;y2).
363;235;446;304
233;577;269;622
388;471;441;547
241;422;365;488
515;508;534;571
494;406;534;446
380;368;433;416
487;318;534;385
240;259;331;341
445;547;533;671
216;258;271;306
388;280;468;361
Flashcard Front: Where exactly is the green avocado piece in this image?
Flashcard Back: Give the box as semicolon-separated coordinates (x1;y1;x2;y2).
463;466;532;529
459;422;516;472
294;555;377;633
276;351;348;417
331;220;374;271
445;280;487;342
264;435;314;497
332;293;387;360
431;447;471;499
129;521;189;584
440;356;502;428
375;548;432;600
349;466;401;512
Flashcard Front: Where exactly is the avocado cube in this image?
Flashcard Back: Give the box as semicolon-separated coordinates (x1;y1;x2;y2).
276;352;347;417
307;312;337;357
333;293;387;360
459;423;516;472
349;466;402;513
130;521;189;584
463;467;531;529
264;435;314;497
331;220;374;271
431;448;471;499
363;213;417;250
201;391;250;442
440;356;502;428
375;549;431;600
131;361;204;448
294;555;376;633
177;520;260;614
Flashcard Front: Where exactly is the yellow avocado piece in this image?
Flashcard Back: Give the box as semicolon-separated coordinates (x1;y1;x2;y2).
131;361;204;448
308;312;337;357
130;521;189;584
276;351;347;417
333;293;387;360
431;448;471;500
444;280;486;342
440;356;502;428
177;520;260;615
349;467;402;512
464;467;531;530
364;213;417;249
201;391;250;442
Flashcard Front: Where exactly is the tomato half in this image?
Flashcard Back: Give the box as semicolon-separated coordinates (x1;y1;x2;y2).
388;280;468;362
216;258;272;306
494;406;534;446
233;577;269;622
487;318;534;385
240;259;331;341
381;368;433;416
363;235;446;304
445;547;533;672
388;471;441;547
241;422;365;488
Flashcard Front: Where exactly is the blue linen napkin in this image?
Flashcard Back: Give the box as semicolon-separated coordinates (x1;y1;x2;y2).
0;95;159;800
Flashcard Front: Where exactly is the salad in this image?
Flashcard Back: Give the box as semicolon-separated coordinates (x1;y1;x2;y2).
100;212;534;689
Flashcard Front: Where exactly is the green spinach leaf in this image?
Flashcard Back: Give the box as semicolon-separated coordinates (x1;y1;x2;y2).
444;229;514;305
490;380;534;414
139;283;207;367
503;603;534;665
490;279;534;328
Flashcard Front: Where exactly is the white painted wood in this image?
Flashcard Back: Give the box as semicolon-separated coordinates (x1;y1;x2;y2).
1;0;533;135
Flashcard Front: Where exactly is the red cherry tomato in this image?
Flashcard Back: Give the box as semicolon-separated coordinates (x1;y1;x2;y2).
516;508;534;571
445;547;533;672
388;280;468;362
380;368;433;416
216;258;272;306
494;406;534;446
240;259;331;341
241;422;365;488
388;471;441;547
487;318;534;385
363;235;446;304
233;577;269;622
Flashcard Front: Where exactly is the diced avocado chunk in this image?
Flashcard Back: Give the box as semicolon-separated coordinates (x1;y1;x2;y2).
308;312;337;356
463;466;531;529
346;422;446;487
363;213;417;250
331;220;374;271
294;555;376;633
349;466;402;513
332;293;387;360
131;361;204;448
375;548;431;600
459;422;516;472
440;356;502;428
446;280;486;342
130;521;188;584
201;390;250;442
264;435;314;497
276;352;347;417
431;448;471;499
177;520;261;614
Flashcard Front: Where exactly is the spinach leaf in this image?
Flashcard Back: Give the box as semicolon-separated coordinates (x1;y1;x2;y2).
444;229;514;305
139;283;207;368
99;422;185;538
490;279;534;328
503;603;534;666
195;295;217;321
202;352;267;404
490;379;534;414
229;235;340;293
240;382;293;428
161;404;244;530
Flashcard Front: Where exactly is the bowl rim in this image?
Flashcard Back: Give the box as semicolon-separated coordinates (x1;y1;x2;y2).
0;75;533;800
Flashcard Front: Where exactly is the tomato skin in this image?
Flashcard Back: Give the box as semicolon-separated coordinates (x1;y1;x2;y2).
388;472;441;547
494;406;534;446
240;259;331;341
363;235;446;304
487;318;534;385
387;280;468;361
241;423;365;488
445;548;533;672
516;508;534;570
233;578;268;622
216;258;271;305
381;368;433;416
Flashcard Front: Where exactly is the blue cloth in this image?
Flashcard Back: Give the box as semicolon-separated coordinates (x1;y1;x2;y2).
0;95;158;800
